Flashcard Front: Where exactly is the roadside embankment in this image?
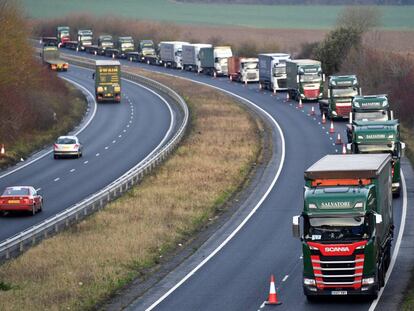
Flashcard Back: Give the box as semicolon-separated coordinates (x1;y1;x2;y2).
0;69;263;311
0;1;87;169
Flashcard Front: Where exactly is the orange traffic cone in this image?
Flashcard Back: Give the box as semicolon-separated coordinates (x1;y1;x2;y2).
335;133;342;145
342;143;347;154
285;93;290;102
329;121;335;134
310;106;316;116
266;275;282;305
0;144;4;155
298;98;303;108
322;112;326;124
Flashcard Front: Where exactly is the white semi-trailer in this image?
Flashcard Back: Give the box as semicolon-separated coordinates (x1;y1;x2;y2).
258;53;291;91
159;41;189;69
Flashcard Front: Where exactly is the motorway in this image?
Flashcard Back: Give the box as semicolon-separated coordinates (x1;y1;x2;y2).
0;64;178;242
16;49;414;311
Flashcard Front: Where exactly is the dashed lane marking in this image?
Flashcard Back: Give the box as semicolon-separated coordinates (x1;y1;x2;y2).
70;169;75;173
54;177;60;182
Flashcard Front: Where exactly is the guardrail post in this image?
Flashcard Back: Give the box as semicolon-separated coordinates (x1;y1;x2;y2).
20;242;23;253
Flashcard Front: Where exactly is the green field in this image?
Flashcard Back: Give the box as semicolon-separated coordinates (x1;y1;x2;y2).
22;0;413;30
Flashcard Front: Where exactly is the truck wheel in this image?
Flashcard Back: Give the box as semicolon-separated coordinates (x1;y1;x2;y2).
31;205;36;216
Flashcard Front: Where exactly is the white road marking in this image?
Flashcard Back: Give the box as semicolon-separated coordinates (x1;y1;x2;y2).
54;177;60;182
282;275;289;282
118;135;122;138
129;120;133;123
35;188;42;192
144;73;285;311
105;146;109;150
112;140;116;144
126;125;130;128
96;153;100;157
70;169;75;173
84;160;88;164
0;75;97;180
369;171;408;311
123;129;127;133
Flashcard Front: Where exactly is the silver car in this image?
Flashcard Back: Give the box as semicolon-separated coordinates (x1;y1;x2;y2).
54;136;83;159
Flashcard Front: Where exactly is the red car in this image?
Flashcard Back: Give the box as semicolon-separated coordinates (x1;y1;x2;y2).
0;186;43;216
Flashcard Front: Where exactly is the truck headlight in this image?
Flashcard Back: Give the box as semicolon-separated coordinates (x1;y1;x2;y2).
97;87;104;93
362;277;375;285
388;134;394;139
304;278;316;286
357;135;364;139
114;86;121;92
308;203;317;209
354;202;364;208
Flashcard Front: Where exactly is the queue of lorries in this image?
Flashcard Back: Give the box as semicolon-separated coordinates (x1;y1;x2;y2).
1;25;406;300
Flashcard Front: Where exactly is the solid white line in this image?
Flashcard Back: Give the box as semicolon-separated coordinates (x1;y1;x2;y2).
368;171;408;311
145;74;285;311
0;75;97;180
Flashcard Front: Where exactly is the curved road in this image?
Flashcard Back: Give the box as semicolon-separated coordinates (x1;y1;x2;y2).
54;49;414;311
0;65;175;242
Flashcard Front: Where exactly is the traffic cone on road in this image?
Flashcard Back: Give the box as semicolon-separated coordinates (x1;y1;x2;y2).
329;121;335;134
298;98;303;108
322;112;326;124
335;133;342;145
285;92;290;102
310;106;316;116
266;274;282;305
0;144;4;156
342;143;347;154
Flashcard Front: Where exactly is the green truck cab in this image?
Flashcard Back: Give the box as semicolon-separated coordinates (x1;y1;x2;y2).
116;36;135;58
319;75;361;119
286;59;325;101
293;154;393;299
56;26;70;46
348;120;405;197
41;46;68;71
93;60;121;103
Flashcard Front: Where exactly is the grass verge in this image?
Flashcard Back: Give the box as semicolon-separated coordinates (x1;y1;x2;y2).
0;70;262;310
0;83;87;169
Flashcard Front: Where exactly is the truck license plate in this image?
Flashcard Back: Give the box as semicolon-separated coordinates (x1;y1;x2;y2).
331;291;347;295
8;200;20;204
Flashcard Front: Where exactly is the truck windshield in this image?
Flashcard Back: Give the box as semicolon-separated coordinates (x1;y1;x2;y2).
242;62;258;69
332;87;358;98
121;42;134;48
300;74;321;83
305;216;371;242
273;66;286;77
60;31;69;37
354;111;388;122
356;143;396;155
81;36;92;41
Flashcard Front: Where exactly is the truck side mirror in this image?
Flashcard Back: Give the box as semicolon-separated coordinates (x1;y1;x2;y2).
296;75;299;84
390;110;394;120
292;215;301;238
375;213;383;234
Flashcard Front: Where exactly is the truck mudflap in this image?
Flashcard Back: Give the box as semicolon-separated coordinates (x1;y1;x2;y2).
304;241;378;295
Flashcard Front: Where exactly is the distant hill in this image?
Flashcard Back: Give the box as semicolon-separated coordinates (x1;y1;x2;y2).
176;0;413;4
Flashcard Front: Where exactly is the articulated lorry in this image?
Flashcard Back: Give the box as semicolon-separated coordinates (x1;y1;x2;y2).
93;60;121;103
199;46;233;76
228;57;259;83
56;26;70;46
258;53;291;91
286;59;325;101
293;154;393;299
86;35;115;56
64;29;93;51
319;75;361;119
159;41;189;69
41;46;68;71
347;120;405;197
182;43;212;72
127;40;158;64
346;95;393;143
41;36;58;47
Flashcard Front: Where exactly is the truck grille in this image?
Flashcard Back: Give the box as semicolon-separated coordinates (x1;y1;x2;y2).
247;72;258;80
311;253;364;289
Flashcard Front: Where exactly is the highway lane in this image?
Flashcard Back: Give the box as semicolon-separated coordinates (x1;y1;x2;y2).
60;49;410;311
0;64;175;242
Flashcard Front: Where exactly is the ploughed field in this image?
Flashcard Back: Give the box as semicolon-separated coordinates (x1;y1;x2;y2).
22;0;414;30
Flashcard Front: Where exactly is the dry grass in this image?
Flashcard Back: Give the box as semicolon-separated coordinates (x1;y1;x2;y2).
0;70;261;311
